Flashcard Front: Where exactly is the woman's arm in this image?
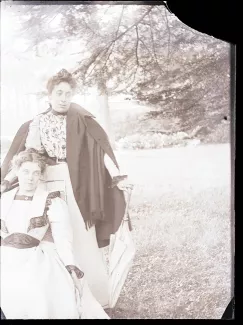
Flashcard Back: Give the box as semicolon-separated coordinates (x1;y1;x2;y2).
104;153;120;178
104;154;132;190
25;115;45;154
1;169;18;194
1;169;17;186
47;197;84;279
3;169;17;183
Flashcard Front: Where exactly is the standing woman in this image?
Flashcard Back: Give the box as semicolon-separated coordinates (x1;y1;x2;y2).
1;69;130;308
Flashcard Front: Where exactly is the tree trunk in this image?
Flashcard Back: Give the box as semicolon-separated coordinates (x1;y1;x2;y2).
96;82;116;149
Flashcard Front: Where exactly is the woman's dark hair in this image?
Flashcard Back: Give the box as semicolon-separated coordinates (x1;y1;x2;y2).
46;69;77;95
10;149;47;174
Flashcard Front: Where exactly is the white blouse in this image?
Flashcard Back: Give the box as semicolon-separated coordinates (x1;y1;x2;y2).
5;200;32;234
3;197;76;267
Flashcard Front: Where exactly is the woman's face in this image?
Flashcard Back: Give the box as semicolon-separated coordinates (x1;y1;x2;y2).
49;82;73;113
16;161;42;193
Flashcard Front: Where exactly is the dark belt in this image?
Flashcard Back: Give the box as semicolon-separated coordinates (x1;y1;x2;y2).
1;233;40;249
45;157;67;166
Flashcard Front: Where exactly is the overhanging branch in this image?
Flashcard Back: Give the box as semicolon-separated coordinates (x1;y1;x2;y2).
73;6;154;79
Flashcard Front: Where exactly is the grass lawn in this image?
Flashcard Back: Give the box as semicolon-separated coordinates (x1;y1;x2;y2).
1;142;232;319
111;144;232;319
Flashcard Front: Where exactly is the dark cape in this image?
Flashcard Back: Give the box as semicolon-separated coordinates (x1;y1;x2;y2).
1;103;126;248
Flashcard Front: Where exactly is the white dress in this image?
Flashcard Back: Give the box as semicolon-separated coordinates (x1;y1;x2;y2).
0;188;110;319
24;111;121;308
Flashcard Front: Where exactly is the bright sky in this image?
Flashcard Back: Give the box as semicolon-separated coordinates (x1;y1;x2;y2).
1;7;15;45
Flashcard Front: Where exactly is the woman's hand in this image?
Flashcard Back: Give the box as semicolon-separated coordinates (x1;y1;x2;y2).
70;270;85;295
111;175;134;191
66;265;85;293
116;179;134;191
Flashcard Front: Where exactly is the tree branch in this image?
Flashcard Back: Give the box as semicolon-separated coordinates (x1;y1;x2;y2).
103;5;112;16
166;54;222;85
74;48;104;79
148;12;164;74
47;12;60;28
110;64;139;94
164;7;171;68
103;5;125;70
82;18;101;39
113;6;154;44
137;37;153;57
19;5;62;39
101;4;154;66
135;26;140;67
73;6;154;80
156;5;208;40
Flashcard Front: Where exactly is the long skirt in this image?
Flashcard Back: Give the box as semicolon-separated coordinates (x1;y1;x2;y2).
0;242;109;319
41;163;110;308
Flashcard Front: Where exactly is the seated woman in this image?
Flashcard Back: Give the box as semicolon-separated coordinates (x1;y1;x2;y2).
1;69;131;309
0;150;110;319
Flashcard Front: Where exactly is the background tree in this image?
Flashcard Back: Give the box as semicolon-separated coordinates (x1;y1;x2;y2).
2;3;230;144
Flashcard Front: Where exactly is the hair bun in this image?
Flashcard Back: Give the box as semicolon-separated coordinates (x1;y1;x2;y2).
55;69;72;79
46;69;77;94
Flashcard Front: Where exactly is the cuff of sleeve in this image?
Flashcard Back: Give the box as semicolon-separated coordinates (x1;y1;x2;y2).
110;175;128;188
66;265;84;279
1;180;10;189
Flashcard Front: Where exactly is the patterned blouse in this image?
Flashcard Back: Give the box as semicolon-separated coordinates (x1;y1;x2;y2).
25;109;121;177
39;111;67;159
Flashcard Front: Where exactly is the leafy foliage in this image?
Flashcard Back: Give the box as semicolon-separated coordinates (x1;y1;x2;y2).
3;3;230;140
